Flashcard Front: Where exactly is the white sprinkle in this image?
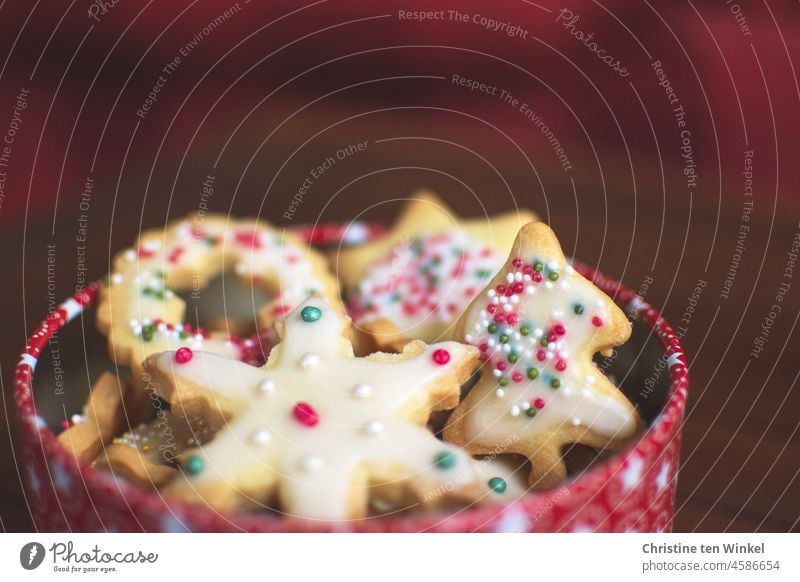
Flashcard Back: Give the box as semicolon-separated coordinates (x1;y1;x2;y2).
525;286;535;295
235;263;247;275
157;323;167;332
503;303;512;312
493;369;502;378
581;388;592;397
302;455;323;472
503;344;511;353
565;265;574;275
572;418;581;426
258;379;276;394
487;290;497;298
561;386;572;396
165;290;175;299
363;420;384;436
510;295;519;304
547;261;558;270
586;375;596;384
506;273;514;283
300;353;320;369
547;342;556;351
510;405;520;417
596;299;604;307
499;296;508;304
251;429;272;444
495;388;505;398
520;401;530;411
111;273;123;285
533;328;544;338
544;281;554;290
514;272;523;282
488;339;496;348
352;384;373;398
124;249;136;262
465;333;473;342
523;274;532;282
553;309;563;318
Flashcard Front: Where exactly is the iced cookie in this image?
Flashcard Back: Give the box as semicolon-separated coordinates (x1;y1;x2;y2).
97;214;342;398
337;191;537;352
143;297;487;520
444;222;641;488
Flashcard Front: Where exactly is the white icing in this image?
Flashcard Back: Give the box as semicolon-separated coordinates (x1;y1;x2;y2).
151;298;485;520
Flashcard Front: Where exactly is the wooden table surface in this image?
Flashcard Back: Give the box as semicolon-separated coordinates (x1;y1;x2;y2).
1;113;797;531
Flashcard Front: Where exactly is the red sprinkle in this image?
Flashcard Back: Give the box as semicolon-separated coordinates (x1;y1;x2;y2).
533;272;543;283
536;350;547;362
494;313;506;324
506;313;519;326
533;398;546;410
175;347;193;364
293;402;319;427
555;360;567;372
137;247;155;259
486;304;497;314
496;284;506;294
496;361;507;371
479;343;488;352
553;324;566;336
522;265;533;275
432;349;451;365
512;282;524;294
512;258;523;268
234;231;262;249
592;316;603;327
512;372;524;383
168;247;185;264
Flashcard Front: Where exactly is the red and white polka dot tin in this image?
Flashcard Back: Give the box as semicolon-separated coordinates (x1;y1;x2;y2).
14;223;688;532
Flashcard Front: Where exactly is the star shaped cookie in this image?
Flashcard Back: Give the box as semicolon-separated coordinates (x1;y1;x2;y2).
335;190;537;352
444;222;641;488
143;297;487;520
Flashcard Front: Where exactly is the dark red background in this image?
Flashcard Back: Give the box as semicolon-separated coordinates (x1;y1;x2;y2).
0;0;798;531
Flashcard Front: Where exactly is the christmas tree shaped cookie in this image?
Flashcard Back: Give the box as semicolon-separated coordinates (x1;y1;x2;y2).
337;190;537;352
444;222;641;488
144;297;487;520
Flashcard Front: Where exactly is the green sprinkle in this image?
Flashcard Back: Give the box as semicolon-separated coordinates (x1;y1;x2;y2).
488;477;507;493
103;275;111;286
390;292;402;303
573;303;585;315
179;330;189;340
508;353;518;364
141;287;153;296
141;325;155;342
476;268;492;279
499;377;509;387
551;379;561;389
548;271;559;281
301;305;322;323
184;455;204;475
540;337;549;347
434;451;457;469
520;326;530;336
499;334;509;344
204;236;217;247
488;323;498;334
533;262;543;272
527;367;539;380
526;407;537;418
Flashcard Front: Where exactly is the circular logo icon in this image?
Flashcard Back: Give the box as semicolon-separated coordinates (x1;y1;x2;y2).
20;542;46;570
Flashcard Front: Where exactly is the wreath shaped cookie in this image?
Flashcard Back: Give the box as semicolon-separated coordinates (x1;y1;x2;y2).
337;191;537;352
444;222;641;488
97;214;342;375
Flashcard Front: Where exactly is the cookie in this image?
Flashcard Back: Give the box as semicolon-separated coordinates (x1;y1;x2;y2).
96;214;342;398
94;413;213;487
444;222;641;488
143;297;488;520
57;372;139;462
336;191;537;352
